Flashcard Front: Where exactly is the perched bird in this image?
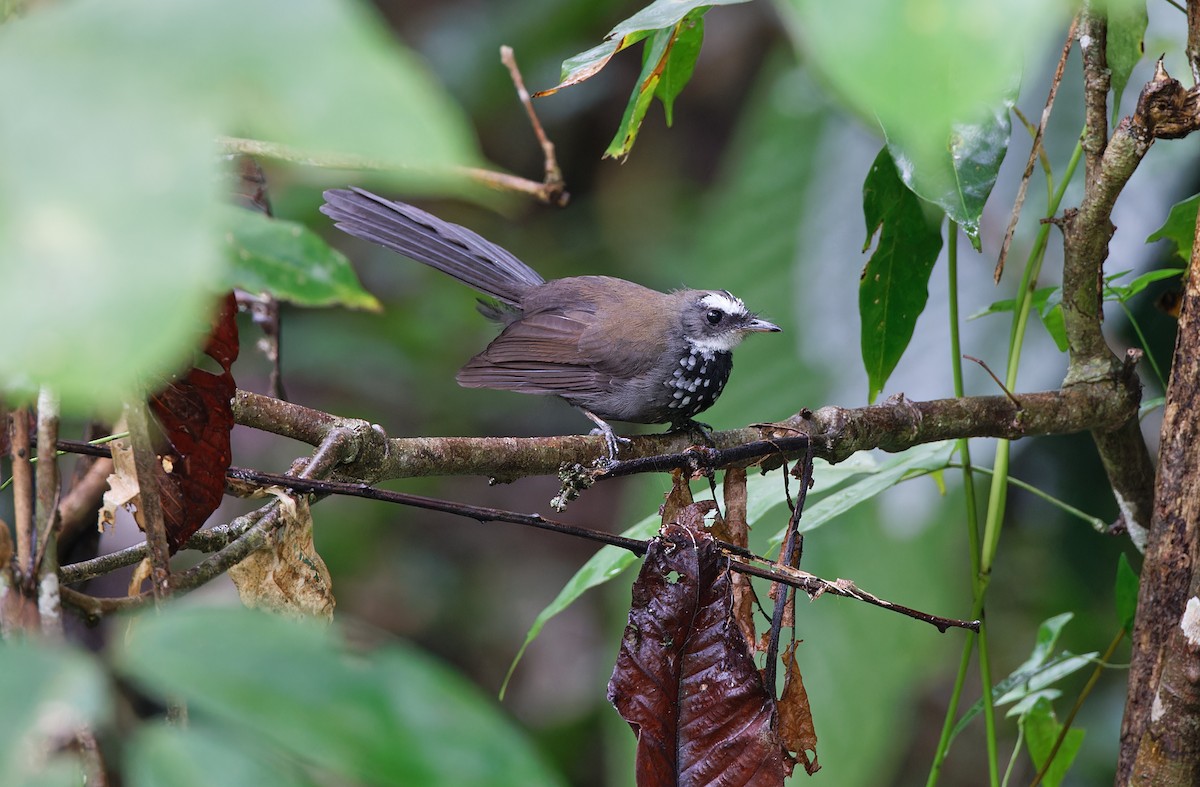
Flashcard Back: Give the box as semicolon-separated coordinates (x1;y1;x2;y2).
320;188;780;456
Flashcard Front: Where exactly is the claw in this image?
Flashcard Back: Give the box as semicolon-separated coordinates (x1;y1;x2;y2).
582;409;630;460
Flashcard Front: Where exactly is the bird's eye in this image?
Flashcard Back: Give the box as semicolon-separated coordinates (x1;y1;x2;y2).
706;309;723;325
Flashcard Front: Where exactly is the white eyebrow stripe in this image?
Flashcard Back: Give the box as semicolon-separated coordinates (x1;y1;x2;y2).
699;291;746;315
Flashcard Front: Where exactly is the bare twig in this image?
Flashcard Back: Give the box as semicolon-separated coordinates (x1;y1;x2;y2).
500;45;567;206
34;388;62;639
963;355;1023;407
9;408;34;577
994;16;1078;282
727;557;980;633
217;138;567;206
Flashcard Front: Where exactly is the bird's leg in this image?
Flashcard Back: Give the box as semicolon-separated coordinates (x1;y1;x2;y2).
581;409;630;460
668;418;716;447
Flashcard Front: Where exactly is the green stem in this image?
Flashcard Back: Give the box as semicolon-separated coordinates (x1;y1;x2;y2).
953;464;1107;532
927;222;984;787
978;136;1084;787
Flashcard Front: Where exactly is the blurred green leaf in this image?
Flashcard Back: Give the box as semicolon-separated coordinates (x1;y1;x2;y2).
0;641;110;785
0;0;479;410
656;12;706;126
779;0;1054;246
888;99;1013;248
860;147;944;402
1106;0;1148;114
115;606;563;787
127;723;312;787
1023;697;1085;787
1147;193;1199;262
1116;552;1139;635
222;207;381;311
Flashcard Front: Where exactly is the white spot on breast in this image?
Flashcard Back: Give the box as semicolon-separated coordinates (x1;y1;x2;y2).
680;396;691;406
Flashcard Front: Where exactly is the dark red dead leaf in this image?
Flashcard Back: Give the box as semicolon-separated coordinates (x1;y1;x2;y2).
779;643;820;775
608;503;788;786
146;292;238;551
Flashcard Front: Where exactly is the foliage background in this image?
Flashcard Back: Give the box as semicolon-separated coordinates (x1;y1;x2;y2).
33;0;1197;784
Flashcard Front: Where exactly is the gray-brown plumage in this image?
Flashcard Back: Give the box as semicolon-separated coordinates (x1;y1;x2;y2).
321;188;780;456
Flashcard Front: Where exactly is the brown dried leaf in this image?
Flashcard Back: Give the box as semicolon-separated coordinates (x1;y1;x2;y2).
228;493;334;620
100;429;139;532
660;468;695;525
779;642;820;775
147;292;239;551
608;503;787;786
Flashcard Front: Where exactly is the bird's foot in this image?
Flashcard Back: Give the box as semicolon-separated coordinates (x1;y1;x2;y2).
582;409;630;461
668;419;716;447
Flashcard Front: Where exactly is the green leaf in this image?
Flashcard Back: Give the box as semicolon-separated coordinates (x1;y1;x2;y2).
538;0;749;96
1147;193;1199;262
860;147;944;402
504;514;657;694
221;206;381;311
779;0;1055;246
1116;552;1139;635
127;723;312;787
969;286;1057;320
772;441;957;543
0;641;110;785
605;27;673;158
114;606;563;787
1023;697;1085;787
1106;0;1148;115
0;0;479;410
1104;267;1182;303
888;98;1013;249
1039;289;1069;352
655;12;706;126
946;613;1092;748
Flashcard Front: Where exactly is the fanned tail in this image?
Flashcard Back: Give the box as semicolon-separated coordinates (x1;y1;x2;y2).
320;188;544;306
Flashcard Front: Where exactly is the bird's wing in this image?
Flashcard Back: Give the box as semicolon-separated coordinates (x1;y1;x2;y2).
456;311;615;395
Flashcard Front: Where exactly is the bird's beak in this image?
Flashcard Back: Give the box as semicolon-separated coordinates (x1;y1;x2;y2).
743;317;782;333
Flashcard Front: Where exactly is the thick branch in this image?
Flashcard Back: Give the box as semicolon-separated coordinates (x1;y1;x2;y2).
233;376;1140;482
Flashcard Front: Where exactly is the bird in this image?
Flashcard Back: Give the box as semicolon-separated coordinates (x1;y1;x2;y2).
320;188;781;457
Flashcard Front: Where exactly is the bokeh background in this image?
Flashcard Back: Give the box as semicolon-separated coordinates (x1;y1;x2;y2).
89;1;1198;784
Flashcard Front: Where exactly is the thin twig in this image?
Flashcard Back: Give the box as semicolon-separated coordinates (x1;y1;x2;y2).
964;355;1023;407
995;17;1078;282
218;138;564;205
500;45;567;205
33;390;63;642
9;409;35;578
727;557;980;633
227;466;650;555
